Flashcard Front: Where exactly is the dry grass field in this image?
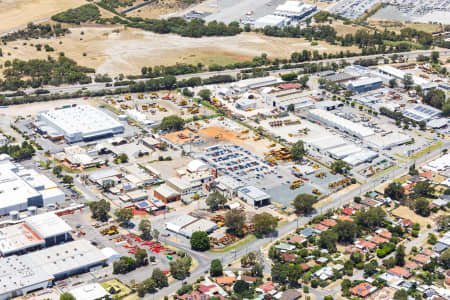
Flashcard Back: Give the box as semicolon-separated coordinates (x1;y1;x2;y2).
0;0;87;32
0;26;361;75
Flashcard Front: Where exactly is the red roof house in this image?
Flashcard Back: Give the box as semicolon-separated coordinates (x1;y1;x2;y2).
388;266;412;278
350;283;377;298
321;219;337;227
342;208;354;215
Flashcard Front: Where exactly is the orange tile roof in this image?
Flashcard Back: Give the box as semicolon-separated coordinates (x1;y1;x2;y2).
356;238;376;249
314;223;328;232
413;254;431;264
378;230;392;239
420;170;432;178
405;261;419;270
350;282;376;297
215;276;236;285
388;266;412;278
258;281;275;293
338;215;354;222
369;235;388;245
321;219;337;227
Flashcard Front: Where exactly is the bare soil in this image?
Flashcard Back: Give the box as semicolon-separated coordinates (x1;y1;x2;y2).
0;26;361;75
0;0;87;32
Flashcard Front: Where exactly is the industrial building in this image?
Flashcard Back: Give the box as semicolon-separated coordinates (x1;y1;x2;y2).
305;135;347;152
165;215;218;238
231;76;278;92
308;109;375;139
343;77;383;93
69;283;109;300
38;105;125;143
262;88;315;111
343;150;378;166
0;239;107;299
0;222;45;256
273;1;317;19
238;186;271;207
0;159;65;215
365;132;413;149
254;15;290;29
402;104;442;122
236;98;257;110
25;239;106;280
327;144;362;160
25;212;72;246
153;184;181;203
214;175;244;197
377;66;437;90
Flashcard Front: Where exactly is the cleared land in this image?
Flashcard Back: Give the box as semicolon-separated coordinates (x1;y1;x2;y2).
391;206;432;227
1;27;360;75
0;0;87;33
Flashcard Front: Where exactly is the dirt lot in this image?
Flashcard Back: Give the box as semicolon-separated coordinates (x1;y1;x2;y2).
0;98;94;117
391;206;433;227
127;0;198;19
0;0;87;33
1;26;361;75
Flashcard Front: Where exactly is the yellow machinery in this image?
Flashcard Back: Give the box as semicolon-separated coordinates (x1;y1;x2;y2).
138;93;144;99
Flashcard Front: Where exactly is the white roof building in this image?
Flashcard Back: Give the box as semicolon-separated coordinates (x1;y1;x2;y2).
187;160;210;173
305;135;347;151
38;105;124;143
423;153;450;172
327;144;362;159
377;66;437;90
238;186;271;207
25;212;72;242
69;283;109;300
254;15;290;29
101;247;121;265
231;76;279;92
402;104;441;122
308;108;375;138
0;161;65;216
0;223;45;256
365;132;413;149
274;1;317;18
343;150;378;166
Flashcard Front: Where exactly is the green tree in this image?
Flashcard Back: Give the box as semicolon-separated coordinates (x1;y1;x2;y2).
160;115;185;132
118;153;128;163
234;280;250;295
402;73;414;90
53;165;63;177
281;73;298;81
430;51;440;64
115;208;133;224
395;245;405;266
210;259;223;277
89;199;110;222
190;231;210;251
394;289;408;300
113;256;137;274
414;198;430;217
152;268;168;288
384;182;406;203
334;220;358;243
441;248;450;267
169;255;192;279
389;78;397;88
292;193;317;215
319;230;338;252
135;249;148;266
60;293;76;300
224;209;246;236
205;191;227;211
423;88;446;109
62;175;73;185
330;160;350;174
364;260;378;276
291;140;306;161
299;75;310;88
198;89;211;100
252;212;278;235
355;207;386;231
413;181;434;198
139;219;152;240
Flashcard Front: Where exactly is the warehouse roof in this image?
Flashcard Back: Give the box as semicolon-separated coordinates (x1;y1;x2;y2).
0;167;40;211
167;177;191;191
181;219;218;238
215;175;243;191
69;283;109;300
403;104;441;122
345;77;383;88
366;132;412;149
0;223;44;256
423;153;450;172
308;109;374;138
327;144;361;158
343;150;378;166
88;168;122;182
154;184;180;199
306;135;347;150
25;212;72;239
38;105;123;137
0;255;53;296
239;186;270;201
166;215;198;232
26;239;106;277
187;160;210;173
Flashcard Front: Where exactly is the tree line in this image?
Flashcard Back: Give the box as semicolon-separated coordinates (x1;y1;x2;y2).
1;23;69;43
51;4;101;24
0;56;94;91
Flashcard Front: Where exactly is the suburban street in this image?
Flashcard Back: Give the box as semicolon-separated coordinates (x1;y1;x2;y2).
145;140;450;299
12;49;450;97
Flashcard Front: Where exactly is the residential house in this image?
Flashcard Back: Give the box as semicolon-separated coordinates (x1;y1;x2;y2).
342;208;354;215
281;253;296;262
314;223;328;232
275;243;296;252
398;218;413;228
240;276;257;284
279;289;302;300
361;198;382;207
320;219;337;227
355;239;376;251
412;254;431;265
388;266;412;279
405;261;419;271
338;215;354;222
376;229;392;239
288;235;305;245
215;276;236;286
350;282;377;298
256;281;276;294
368;235;388;245
301;228;315;238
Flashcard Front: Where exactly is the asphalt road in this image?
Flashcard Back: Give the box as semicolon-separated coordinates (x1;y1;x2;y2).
16;49;450;97
146;140;449;299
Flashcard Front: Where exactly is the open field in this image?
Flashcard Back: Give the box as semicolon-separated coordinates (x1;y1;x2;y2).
0;27;361;75
368;19;443;34
0;0;87;33
391;206;433;227
128;0;200;19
